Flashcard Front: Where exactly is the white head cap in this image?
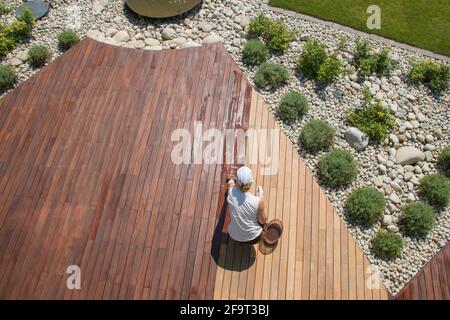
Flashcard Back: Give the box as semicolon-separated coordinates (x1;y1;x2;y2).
236;166;253;185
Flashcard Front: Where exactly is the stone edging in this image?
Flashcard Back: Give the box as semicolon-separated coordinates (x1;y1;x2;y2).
262;0;450;63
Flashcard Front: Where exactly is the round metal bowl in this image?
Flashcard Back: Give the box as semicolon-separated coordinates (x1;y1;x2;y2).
125;0;203;18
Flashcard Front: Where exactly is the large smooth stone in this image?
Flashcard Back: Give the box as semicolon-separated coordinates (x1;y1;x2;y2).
396;146;425;165
344;127;369;151
202;34;223;44
125;0;203;18
15;0;49;20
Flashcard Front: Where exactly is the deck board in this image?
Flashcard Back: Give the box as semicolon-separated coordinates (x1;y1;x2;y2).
395;242;450;300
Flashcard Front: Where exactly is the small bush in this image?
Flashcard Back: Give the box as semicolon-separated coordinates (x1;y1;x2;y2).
0;3;12;15
354;40;393;77
242;39;268;66
254;63;289;90
0;34;15;56
410;60;449;94
28;45;52;67
264;20;295;54
437;147;450;177
6;20;32;42
277;91;309;123
318;149;358;187
247;14;295;54
375;49;393;75
0;64;16;93
57;30;80;51
248;14;271;38
17;6;36;28
419;174;450;208
400;202;436;238
299;119;335;151
355;39;370;61
5;20;33;42
337;35;348;52
371;230;403;260
297;39;343;83
346;101;396;142
357;55;377;77
296;39;327;79
317;56;343;83
345;187;386;226
0;7;35;57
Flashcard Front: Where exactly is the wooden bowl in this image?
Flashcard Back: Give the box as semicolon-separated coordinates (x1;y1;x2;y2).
125;0;203;18
263;219;283;245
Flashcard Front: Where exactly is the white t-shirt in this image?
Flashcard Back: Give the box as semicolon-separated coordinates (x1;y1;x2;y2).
227;187;262;242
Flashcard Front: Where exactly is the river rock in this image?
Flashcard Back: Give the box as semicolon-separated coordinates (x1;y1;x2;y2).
396;146;425;165
344;127;369;151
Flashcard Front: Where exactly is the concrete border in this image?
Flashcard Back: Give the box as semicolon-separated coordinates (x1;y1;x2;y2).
262;1;450;63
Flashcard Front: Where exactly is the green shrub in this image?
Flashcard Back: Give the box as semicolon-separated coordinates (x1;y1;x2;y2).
317;56;343;83
296;39;327;79
346;101;396;142
437;147;450;177
337;35;348;52
57;30;80;51
355;39;370;61
345;187;386;226
318;149;358;187
0;7;35;57
354;40;393;77
0;33;15;56
28;45;52;67
0;64;16;93
17;6;36;28
0;3;12;15
357;55;378;77
277;91;309;123
5;7;35;41
248;14;272;38
371;230;403;260
9;20;30;40
247;14;295;54
296;39;343;83
5;20;33;42
410;60;449;94
299;119;335;151
375;49;393;76
254;63;289;90
400;202;436;238
242;39;268;66
264;20;295;54
419;174;450;208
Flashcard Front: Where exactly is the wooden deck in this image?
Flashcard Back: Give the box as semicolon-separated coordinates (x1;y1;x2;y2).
394;242;450;300
0;38;436;300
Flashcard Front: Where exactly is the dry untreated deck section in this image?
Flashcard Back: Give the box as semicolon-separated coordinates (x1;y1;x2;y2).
2;38;441;300
213;91;388;300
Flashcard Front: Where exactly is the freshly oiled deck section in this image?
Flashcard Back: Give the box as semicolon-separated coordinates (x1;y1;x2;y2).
395;242;450;300
0;39;252;299
213;90;389;300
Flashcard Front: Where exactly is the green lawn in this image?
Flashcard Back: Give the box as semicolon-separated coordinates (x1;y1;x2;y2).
269;0;450;56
